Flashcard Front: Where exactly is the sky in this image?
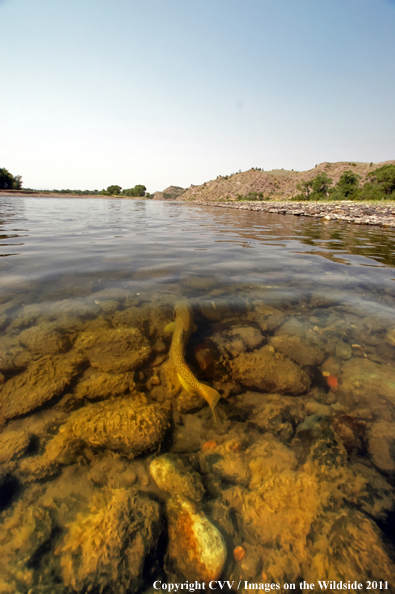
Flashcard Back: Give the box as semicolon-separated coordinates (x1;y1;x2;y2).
1;0;395;192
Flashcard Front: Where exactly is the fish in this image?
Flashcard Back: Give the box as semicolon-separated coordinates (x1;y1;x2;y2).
164;298;221;420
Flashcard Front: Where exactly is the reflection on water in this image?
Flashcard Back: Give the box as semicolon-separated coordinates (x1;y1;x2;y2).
0;196;395;592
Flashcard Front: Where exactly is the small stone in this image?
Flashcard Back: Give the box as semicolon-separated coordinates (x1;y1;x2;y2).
0;431;31;464
385;328;395;347
335;340;352;360
369;421;395;474
149;454;205;501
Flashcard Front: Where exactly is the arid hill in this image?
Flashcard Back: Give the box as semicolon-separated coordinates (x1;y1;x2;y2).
162;160;395;203
152;185;186;201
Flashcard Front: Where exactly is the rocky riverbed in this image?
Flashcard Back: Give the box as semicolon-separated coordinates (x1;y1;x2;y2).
210;200;395;228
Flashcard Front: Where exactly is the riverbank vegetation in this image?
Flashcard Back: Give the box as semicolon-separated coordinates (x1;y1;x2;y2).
292;165;395;201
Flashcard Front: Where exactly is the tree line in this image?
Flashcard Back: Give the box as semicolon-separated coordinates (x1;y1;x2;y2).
294;164;395;201
0;169;151;198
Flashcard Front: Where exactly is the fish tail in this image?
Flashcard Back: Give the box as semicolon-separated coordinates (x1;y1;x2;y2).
198;384;221;419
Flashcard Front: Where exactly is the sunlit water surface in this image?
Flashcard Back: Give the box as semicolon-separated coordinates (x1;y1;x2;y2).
1;196;395;593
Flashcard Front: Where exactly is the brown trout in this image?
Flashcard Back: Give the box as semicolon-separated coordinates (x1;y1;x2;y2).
164;299;221;419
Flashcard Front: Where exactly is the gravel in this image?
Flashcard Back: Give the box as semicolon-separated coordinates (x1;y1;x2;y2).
208;200;395;229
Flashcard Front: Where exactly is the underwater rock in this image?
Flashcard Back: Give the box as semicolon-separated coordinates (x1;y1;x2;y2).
385;327;395;347
306;510;395;582
231;392;305;441
19;395;170;480
176;390;207;414
112;304;173;338
339;358;395;408
368;421;395;474
73;327;151;373
73;370;135;401
292;415;348;467
0;430;31;464
0;487;55;592
149;454;205;501
335;339;352;360
166;495;227;582
200;439;251;486
270;335;326;366
18;323;71;356
0;352;85;421
183;276;217;291
213;326;264;358
0;335;31;373
275;317;306;338
57;488;161;594
231;345;310;395
247;436;298;490
199;300;232;321
332;414;367;456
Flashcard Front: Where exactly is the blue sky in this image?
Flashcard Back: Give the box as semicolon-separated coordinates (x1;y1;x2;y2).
1;0;394;192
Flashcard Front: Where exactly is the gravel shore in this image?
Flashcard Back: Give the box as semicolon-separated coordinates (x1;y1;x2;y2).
210;200;395;229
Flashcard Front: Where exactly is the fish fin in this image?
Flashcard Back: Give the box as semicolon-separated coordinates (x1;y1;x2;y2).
199;384;221;418
192;323;198;332
177;373;196;394
164;321;176;334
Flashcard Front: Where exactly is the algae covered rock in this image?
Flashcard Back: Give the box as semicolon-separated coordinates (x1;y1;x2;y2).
307;510;395;582
230;345;310;395
213;326;264;357
57;488;161;594
166;495;227;582
0;430;31;464
150;454;205;501
19;396;170;480
18;323;71;356
74;327;151;373
73;370;135;401
0;352;85;421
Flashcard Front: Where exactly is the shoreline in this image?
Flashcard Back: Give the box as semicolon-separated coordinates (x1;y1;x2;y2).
205;200;395;229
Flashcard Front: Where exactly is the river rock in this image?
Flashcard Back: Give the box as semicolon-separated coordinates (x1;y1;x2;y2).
73;371;135;401
230;345;310;395
339;358;395;408
247;436;298;489
0;352;85;421
150;454;205;501
19;395;170;480
73;327;151;373
385;327;395;347
269;335;326;366
0;430;31;464
57;488;161;594
213;326;264;357
368;421;395;474
0;336;31;373
275;317;306;338
166;495;227;582
18;323;71;356
335;340;352;360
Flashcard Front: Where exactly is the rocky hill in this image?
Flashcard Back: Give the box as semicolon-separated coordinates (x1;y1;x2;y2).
152;185;186;201
166;160;395;203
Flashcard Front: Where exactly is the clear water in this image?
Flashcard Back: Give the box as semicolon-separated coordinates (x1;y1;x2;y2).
0;196;395;593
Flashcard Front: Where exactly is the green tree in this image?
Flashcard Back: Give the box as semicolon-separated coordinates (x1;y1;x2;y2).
369;164;395;197
121;184;147;197
106;185;122;195
0;167;22;189
311;173;333;199
334;170;361;198
296;179;314;200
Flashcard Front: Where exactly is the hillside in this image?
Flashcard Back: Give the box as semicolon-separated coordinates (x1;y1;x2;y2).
174;160;395;203
152;185;186;201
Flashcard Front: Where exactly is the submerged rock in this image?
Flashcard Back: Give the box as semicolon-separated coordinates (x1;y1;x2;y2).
0;430;31;464
213;326;264;357
230;345;310;395
270;335;326;366
18;323;71;356
74;327;151;373
57;488;161;594
368;421;395;474
166;495;227;582
73;370;135;401
150;454;205;501
0;352;85;421
339;358;395;408
19;395;170;480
